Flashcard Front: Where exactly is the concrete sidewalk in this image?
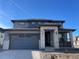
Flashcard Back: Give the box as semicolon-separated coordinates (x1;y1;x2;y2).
0;50;41;59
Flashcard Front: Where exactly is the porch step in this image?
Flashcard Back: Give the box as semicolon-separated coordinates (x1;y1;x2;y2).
45;47;55;51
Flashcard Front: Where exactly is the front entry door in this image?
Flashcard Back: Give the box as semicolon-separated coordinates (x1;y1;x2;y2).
45;31;51;46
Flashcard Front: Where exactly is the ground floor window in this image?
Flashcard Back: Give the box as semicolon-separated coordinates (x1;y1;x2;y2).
59;32;71;47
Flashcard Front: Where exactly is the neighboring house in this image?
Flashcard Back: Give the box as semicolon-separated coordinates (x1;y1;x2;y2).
0;28;4;48
73;36;79;48
2;19;75;50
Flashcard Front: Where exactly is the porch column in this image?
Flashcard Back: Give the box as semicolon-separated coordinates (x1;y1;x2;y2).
53;29;59;48
50;31;54;47
40;29;45;49
69;31;74;47
3;32;9;49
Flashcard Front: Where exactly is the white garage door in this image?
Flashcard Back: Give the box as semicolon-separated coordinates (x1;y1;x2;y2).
10;33;40;49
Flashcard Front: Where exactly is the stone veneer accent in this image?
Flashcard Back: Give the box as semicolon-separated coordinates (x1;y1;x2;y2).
40;52;79;59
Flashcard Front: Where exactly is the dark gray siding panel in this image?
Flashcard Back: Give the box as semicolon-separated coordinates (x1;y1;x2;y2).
10;33;40;49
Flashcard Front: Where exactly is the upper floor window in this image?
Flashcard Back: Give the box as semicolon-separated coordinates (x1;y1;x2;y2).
31;22;39;27
19;22;25;25
31;22;36;25
38;22;42;24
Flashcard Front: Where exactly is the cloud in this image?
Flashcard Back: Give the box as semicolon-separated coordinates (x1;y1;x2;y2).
0;9;12;29
0;9;11;19
0;23;11;29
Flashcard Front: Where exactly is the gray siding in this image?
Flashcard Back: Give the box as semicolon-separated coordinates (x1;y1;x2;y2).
13;22;63;28
10;33;40;49
14;22;30;28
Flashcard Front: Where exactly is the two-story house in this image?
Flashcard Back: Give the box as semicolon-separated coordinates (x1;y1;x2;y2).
1;19;75;50
1;19;79;59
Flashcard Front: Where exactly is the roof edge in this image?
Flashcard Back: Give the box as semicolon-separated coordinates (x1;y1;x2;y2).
11;19;65;23
59;28;76;31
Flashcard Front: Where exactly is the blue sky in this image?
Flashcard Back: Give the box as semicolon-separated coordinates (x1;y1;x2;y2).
0;0;79;36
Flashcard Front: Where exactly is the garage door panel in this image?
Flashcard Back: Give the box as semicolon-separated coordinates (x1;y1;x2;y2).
10;33;40;49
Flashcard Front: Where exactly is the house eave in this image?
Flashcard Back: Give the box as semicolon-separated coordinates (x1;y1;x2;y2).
11;19;65;23
58;28;76;33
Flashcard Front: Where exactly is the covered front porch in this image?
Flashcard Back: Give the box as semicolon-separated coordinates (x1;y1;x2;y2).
40;27;75;50
58;28;75;48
